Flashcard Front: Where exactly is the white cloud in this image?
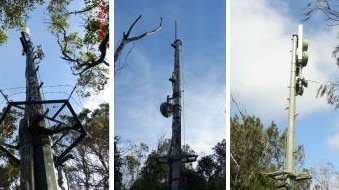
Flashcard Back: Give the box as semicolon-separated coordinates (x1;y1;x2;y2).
184;76;226;155
326;118;339;152
82;75;111;110
327;133;339;152
82;91;109;111
114;47;171;150
82;46;112;111
231;0;338;122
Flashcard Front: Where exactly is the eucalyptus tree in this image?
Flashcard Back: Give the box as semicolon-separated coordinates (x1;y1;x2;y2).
63;103;109;189
231;114;309;189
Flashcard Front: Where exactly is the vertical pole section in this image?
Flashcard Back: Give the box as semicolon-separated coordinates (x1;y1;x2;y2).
21;29;58;190
170;25;182;190
19;118;35;189
285;34;298;188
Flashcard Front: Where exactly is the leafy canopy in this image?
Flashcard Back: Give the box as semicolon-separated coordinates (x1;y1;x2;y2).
231;114;310;189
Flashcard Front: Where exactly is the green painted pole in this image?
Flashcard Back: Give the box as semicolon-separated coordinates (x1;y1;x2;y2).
285;33;298;189
265;25;310;188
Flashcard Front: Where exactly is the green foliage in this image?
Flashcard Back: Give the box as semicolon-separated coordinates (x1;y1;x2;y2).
0;0;44;45
0;30;7;45
182;167;207;190
63;103;109;189
0;108;19;139
47;0;109;96
231;114;278;189
195;140;225;190
76;65;109;97
0;158;19;189
230;114;309;189
130;151;168;190
114;136;152;190
0;107;21;189
114;136;124;190
123;142;149;188
122;138;225;190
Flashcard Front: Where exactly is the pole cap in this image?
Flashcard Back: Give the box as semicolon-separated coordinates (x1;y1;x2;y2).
24;27;30;35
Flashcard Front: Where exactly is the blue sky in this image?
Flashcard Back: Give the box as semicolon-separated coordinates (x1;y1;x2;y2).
231;0;339;177
114;1;226;156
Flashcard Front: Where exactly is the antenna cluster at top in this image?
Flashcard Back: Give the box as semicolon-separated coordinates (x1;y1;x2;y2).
19;27;45;63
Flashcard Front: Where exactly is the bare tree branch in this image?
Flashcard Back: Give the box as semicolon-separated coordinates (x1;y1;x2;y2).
231;93;246;118
114;15;163;73
304;1;339;64
231;152;239;168
303;1;339;109
115;45;134;75
304;0;339;25
73;33;109;75
66;4;98;16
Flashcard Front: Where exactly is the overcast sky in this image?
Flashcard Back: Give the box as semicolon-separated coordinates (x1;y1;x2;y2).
231;0;339;173
114;1;226;156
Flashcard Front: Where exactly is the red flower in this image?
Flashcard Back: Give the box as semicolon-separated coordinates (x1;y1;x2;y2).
97;0;106;40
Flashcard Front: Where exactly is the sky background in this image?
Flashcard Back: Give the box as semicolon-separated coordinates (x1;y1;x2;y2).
114;1;226;157
231;0;339;175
